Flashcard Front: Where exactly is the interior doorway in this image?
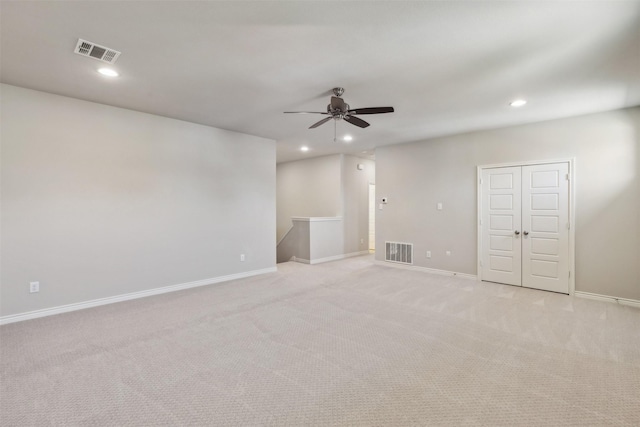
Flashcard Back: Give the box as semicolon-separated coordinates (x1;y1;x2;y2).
478;160;575;294
368;183;375;251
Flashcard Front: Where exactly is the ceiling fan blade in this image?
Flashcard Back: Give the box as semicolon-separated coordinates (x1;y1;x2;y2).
344;115;370;128
284;111;329;114
331;96;346;111
347;107;395;115
309;117;333;129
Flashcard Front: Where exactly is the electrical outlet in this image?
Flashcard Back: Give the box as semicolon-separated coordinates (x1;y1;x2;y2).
437;203;443;210
426;251;431;258
240;254;245;262
29;281;40;293
446;251;451;256
360;238;364;244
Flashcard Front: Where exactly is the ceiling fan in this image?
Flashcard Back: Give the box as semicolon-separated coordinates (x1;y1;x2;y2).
284;87;394;130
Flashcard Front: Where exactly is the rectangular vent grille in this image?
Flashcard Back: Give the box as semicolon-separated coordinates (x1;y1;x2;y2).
74;39;121;64
385;241;413;264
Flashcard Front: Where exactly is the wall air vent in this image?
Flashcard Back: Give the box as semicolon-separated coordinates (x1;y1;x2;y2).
74;39;121;64
385;241;413;265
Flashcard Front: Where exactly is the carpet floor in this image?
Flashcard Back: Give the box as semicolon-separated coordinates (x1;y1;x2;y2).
1;255;639;426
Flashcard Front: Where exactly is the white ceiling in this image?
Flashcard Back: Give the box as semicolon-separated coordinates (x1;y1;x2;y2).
2;1;639;163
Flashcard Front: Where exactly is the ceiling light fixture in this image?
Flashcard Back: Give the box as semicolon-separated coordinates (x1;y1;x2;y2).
98;68;119;77
343;135;353;142
510;99;527;107
300;146;309;152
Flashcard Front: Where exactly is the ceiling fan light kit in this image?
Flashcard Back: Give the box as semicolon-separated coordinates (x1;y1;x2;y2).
284;88;394;138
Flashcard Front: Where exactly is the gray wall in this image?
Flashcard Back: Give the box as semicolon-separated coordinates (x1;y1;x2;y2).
276;155;342;242
276;220;310;263
1;84;276;317
376;107;640;300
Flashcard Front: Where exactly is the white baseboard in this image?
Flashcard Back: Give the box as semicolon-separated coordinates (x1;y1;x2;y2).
574;291;640;308
0;267;277;326
375;260;477;280
292;257;310;264
309;251;370;265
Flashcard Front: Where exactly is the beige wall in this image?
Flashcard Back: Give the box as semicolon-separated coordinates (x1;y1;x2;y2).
276;155;342;242
376;107;640;300
1;84;276;317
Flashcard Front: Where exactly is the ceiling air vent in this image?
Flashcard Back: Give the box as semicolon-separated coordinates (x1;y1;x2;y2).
73;39;121;64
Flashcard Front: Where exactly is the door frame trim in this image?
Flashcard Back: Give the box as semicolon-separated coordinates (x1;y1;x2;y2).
476;158;576;295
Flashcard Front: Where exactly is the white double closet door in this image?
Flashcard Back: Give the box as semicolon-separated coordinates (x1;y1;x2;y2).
481;162;570;294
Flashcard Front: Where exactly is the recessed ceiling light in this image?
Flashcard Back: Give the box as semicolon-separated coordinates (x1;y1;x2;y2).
300;146;309;152
510;99;527;107
98;68;119;77
343;135;353;142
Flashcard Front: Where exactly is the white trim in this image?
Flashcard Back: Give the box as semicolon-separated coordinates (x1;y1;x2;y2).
279;217;343;247
309;250;370;265
575;291;640;308
478;158;576;169
375;260;477;280
476;158;576;295
368;182;376;252
292;257;311;264
0;267;277;325
568;158;577;295
476;166;483;283
291;216;343;222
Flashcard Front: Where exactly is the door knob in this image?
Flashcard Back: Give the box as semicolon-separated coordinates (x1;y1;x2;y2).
514;230;520;235
523;231;529;236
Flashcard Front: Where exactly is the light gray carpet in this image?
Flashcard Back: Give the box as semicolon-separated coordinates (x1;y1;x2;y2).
1;255;639;426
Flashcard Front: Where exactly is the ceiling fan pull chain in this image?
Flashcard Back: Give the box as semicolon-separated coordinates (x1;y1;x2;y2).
334;119;337;143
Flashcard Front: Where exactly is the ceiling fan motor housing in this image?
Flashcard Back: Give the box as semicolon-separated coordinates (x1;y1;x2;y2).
327;103;350;117
284;87;393;129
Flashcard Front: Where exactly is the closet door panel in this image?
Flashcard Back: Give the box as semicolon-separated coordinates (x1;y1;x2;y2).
481;167;522;286
521;163;570;294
